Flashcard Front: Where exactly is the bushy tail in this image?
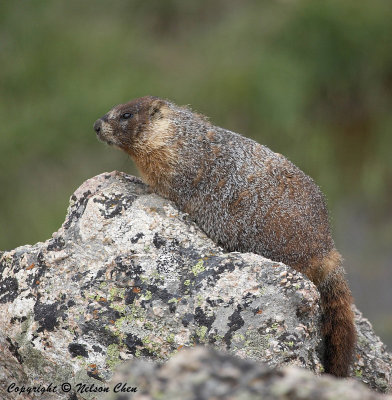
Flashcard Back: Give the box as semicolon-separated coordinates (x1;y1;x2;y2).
317;252;356;377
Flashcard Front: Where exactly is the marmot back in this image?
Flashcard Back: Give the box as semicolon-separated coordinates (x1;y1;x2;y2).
94;96;356;377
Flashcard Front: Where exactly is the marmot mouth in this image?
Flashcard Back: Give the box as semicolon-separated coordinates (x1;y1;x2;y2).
102;138;114;146
95;132;114;146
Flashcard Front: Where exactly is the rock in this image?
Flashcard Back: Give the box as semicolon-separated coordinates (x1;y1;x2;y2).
0;171;390;399
104;346;388;400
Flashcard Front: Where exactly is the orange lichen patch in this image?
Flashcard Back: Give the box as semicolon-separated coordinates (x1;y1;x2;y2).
206;130;215;140
132;287;141;293
98;297;107;302
256;309;263;315
26;263;35;270
177;345;184;350
35;280;40;285
93;310;99;319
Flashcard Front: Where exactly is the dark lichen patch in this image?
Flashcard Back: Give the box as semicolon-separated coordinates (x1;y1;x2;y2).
145;284;173;303
81;320;119;347
124;288;140;305
185;256;238;288
277;332;300;351
130;232;144;244
0;253;22;276
25;252;49;288
140;348;155;357
68;343;89;358
206;297;224;308
0;277;18;303
0;255;11;275
92;345;103;353
73;271;90;284
194;307;215;330
93;193;136;219
243;292;258;308
153;233;166;249
125;333;143;355
106;308;122;321
34;301;61;332
6;337;23;364
64;190;92;229
177;244;204;262
10;315;27;324
47;236;65;251
182;313;194;327
220;261;238;273
169;302;176;313
223;306;245;347
112;255;143;280
121;174;145;186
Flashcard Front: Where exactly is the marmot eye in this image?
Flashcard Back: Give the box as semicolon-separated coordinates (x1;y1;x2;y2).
121;113;133;119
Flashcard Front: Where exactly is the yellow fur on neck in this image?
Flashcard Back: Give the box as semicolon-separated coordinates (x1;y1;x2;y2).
130;108;178;192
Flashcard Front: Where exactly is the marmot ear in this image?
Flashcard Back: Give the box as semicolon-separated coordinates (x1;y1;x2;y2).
149;99;165;119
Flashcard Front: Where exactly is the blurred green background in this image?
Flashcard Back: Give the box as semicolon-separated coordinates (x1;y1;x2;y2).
1;0;391;348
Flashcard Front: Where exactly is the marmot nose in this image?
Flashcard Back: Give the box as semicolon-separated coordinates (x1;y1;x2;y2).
94;119;102;134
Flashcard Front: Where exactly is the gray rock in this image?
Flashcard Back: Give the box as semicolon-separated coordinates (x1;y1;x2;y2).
0;171;390;399
105;346;388;400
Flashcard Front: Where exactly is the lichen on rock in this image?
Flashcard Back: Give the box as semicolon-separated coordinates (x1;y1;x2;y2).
0;172;391;399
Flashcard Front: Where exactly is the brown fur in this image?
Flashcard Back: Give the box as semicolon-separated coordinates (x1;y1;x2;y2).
94;96;356;377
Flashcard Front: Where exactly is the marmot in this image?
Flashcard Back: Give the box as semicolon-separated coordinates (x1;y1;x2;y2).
93;96;356;377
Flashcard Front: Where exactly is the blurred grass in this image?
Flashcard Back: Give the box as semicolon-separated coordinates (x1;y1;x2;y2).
0;0;391;345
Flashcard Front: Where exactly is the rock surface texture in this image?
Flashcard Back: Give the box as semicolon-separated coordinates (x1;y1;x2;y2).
0;171;391;400
104;346;388;400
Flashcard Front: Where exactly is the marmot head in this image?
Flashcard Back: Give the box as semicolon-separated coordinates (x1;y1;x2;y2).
94;96;180;190
93;96;168;155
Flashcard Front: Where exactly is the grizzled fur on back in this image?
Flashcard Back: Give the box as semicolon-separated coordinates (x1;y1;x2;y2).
162;103;333;268
94;96;356;377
